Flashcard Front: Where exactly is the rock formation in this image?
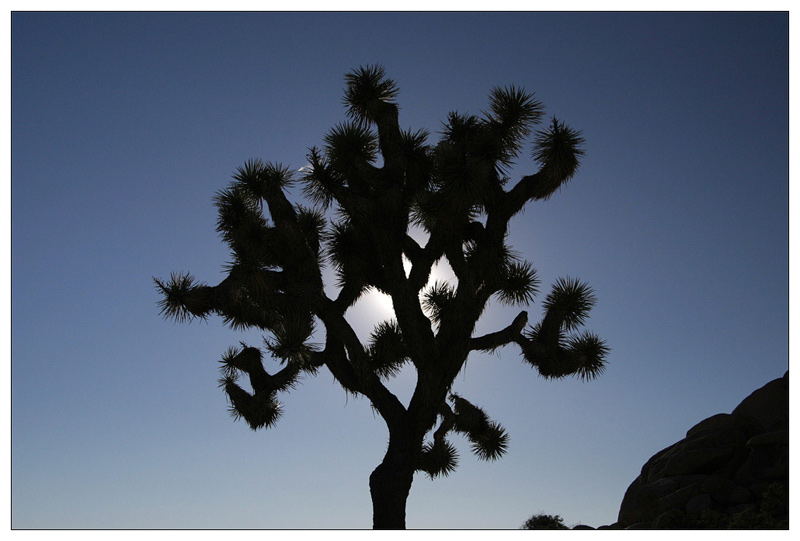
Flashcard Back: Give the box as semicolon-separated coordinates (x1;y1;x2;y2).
608;371;788;529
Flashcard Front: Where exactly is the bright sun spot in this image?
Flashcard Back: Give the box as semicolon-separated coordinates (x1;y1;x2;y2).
367;289;396;319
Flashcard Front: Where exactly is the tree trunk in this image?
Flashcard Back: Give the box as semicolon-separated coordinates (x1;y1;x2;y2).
369;428;417;529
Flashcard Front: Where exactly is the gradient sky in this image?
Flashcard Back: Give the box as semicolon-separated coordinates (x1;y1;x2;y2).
11;11;789;529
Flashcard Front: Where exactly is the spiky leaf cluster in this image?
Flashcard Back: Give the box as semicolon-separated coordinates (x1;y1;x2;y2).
367;320;409;379
300;146;341;209
449;394;509;461
421;280;457;324
485;85;544;169
232;159;295;201
221;376;283;430
154;271;210;323
564;331;610;381
324;122;379;177
417;439;459;479
495;260;540;306
218;344;300;431
214;161;321;271
295;205;327;257
519;277;609;380
343;65;399;126
530;117;586;200
543;277;596;330
265;310;318;369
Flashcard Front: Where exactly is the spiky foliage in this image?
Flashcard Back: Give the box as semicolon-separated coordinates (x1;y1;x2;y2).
485;85;544;171
516;277;608;380
217;342;305;431
529;117;586;200
217;345;286;430
418;439;459;479
154;272;210;323
495;260;540;306
155;65;608;529
421;279;457;324
221;376;283;430
324;122;379;176
264;309;317;367
301;146;341;209
367;320;409;379
543;276;597;331
519;277;609;380
343;65;399;126
449;394;510;461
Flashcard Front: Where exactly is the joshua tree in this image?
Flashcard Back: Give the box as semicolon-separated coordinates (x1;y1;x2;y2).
155;66;609;529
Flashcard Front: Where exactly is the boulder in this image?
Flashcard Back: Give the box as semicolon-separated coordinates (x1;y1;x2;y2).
611;372;789;529
731;372;788;432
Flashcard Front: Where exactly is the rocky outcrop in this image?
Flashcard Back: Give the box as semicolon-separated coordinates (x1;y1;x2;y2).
610;372;788;529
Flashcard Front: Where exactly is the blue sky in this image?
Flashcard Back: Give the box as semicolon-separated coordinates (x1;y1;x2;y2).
11;11;789;529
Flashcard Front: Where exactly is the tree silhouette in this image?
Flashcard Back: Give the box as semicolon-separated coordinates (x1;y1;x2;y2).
155;66;609;529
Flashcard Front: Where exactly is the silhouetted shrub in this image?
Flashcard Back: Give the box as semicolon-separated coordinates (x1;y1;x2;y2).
522;514;569;529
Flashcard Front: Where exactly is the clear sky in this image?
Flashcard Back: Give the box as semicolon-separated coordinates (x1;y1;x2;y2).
11;11;789;529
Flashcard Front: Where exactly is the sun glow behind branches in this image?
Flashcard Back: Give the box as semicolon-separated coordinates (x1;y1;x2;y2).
343;254;457;405
363;255;457;322
344;245;458;343
366;289;397;320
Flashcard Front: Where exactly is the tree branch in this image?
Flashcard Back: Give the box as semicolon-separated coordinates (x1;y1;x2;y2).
374;105;404;178
469;310;528;352
406;231;447;293
316;298;407;426
311;339;363;396
502;172;545;218
402;234;425;265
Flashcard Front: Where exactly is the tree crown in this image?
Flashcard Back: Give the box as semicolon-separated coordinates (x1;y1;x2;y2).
155;65;608;480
